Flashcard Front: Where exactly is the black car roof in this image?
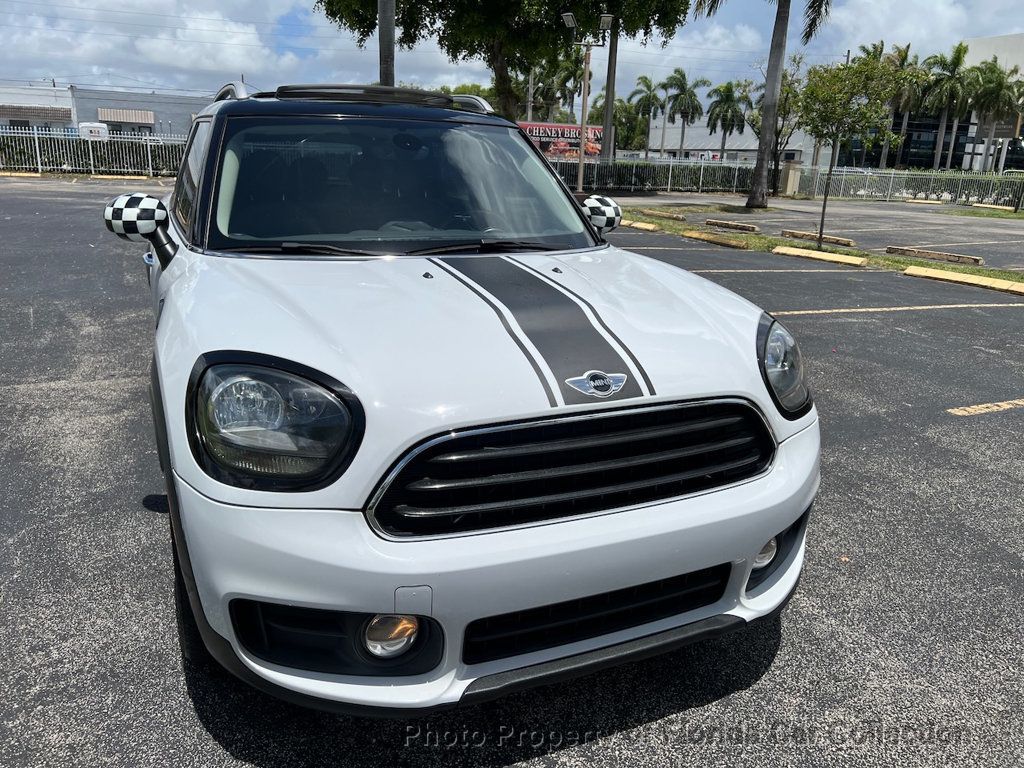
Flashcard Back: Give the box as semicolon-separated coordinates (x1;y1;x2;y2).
199;86;514;128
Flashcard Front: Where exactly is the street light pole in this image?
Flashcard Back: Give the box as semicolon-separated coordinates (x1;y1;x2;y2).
576;44;592;193
562;12;613;194
600;18;618;162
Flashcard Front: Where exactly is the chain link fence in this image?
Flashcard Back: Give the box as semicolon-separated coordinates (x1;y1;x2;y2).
797;166;1024;206
0;126;187;176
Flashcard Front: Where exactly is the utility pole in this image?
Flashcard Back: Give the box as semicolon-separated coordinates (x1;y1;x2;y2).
600;19;619;161
378;0;396;87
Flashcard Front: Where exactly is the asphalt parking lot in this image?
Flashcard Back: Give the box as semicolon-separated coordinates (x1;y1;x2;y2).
645;193;1024;271
2;178;1023;767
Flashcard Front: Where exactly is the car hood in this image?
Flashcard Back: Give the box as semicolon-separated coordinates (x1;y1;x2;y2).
158;245;812;508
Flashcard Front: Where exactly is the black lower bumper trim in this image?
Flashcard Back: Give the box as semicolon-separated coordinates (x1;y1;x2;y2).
461;614;745;706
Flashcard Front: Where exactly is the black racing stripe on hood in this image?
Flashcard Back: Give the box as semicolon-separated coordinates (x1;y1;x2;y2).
429;258;558;407
440;256;644;405
505;255;656;396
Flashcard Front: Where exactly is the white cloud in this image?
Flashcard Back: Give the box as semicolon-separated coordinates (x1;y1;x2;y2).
0;0;1021;98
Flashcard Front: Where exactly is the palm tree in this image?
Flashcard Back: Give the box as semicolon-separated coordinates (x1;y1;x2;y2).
629;75;665;160
706;81;752;159
660;68;712;160
924;42;971;170
694;0;833;207
945;65;981;170
878;44;922;168
556;50;586;122
972;57;1022;172
858;40;885;61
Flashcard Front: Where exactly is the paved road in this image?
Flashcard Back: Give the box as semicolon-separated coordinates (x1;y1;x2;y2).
3;178;1023;767
642;192;1024;271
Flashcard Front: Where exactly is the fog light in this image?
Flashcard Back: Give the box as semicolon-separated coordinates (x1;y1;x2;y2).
752;537;778;570
364;614;419;658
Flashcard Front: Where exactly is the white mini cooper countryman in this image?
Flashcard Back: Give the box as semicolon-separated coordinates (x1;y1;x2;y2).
103;83;820;716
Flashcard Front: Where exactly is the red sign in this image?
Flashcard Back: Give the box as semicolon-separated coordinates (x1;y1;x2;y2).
518;122;603;158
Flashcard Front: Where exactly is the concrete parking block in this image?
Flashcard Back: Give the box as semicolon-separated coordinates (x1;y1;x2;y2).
682;230;750;249
886;245;984;266
781;229;856;247
903;265;1024;296
772;246;867;267
706;219;760;233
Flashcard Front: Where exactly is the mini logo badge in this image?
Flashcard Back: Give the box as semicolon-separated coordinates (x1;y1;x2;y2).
565;370;628;398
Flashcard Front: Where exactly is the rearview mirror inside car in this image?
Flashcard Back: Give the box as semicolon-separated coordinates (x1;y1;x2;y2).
103;192;176;267
581;194;622;235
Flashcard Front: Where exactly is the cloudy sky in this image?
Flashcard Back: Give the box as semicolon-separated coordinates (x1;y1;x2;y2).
0;0;1021;101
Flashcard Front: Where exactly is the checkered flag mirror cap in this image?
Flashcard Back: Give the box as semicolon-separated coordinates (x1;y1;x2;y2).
582;195;622;234
103;192;168;242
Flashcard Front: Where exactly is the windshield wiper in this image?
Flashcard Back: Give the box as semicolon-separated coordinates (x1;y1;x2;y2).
405;239;563;256
219;242;388;257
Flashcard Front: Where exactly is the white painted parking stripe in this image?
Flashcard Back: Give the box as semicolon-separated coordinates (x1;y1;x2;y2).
693;268;888;274
774;303;1024;316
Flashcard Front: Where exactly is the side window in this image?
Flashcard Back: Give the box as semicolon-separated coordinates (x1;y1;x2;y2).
173;121;212;235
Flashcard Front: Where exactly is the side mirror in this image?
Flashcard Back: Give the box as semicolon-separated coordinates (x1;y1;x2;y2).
581;194;622;235
103;192;176;267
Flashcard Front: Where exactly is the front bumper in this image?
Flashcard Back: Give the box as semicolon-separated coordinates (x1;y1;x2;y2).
173;419;820;714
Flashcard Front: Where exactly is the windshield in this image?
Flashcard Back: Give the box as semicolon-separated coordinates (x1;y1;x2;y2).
207;116;597;255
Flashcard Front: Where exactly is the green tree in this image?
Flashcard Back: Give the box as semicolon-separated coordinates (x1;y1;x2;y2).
661;68;711;159
316;1;693;120
706;81;752;159
693;0;833;208
591;90;646;150
924;42;972;170
800;57;898;248
629;74;665;160
972;57;1022;172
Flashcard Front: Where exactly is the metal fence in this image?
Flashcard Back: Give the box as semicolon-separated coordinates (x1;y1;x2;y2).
798;166;1024;206
548;158;758;194
0;126;187;176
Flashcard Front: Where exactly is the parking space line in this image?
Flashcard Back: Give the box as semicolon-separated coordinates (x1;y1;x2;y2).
774;302;1024;316
693;268;887;273
947;398;1024;417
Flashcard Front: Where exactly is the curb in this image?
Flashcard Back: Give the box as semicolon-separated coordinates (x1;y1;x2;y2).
91;174;151;180
621;220;660;231
905;199;944;205
639;208;687;222
0;171;42;177
772;246;867;267
781;229;855;247
971;203;1015;212
682;231;749;249
706;219;760;233
885;245;983;266
903;266;1024;296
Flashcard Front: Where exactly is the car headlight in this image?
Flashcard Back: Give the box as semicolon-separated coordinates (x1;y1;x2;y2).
189;355;364;490
757;314;812;418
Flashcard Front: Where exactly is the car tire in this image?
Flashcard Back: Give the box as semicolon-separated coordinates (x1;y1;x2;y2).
172;542;212;667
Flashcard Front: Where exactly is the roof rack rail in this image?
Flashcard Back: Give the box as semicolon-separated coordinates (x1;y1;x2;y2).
213;81;252;102
451;94;497;114
273;84;455;108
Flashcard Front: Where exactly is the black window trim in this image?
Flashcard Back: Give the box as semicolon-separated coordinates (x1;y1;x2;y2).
171;118;214;244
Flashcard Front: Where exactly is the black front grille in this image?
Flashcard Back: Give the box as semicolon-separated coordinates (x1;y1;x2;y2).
463;563;732;664
370;400;775;537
